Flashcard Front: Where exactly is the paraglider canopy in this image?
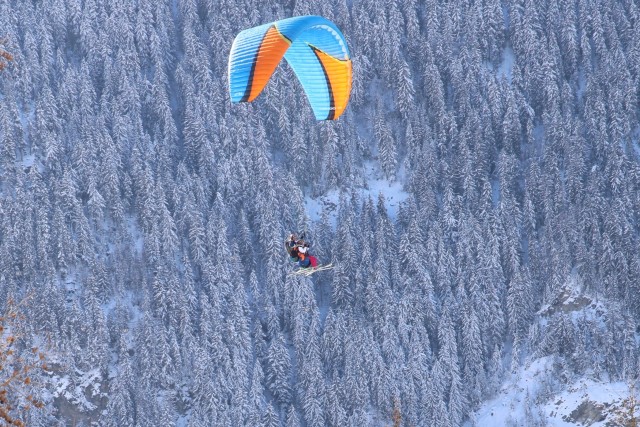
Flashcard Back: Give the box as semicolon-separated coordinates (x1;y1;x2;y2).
228;16;352;120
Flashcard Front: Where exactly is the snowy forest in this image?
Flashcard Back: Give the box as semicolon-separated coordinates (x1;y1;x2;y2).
1;0;640;425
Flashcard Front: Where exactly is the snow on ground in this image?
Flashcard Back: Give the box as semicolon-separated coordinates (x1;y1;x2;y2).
498;46;515;82
305;163;409;225
304;179;408;224
304;193;337;224
483;45;515;82
536;273;608;331
472;274;634;427
471;356;636;426
127;215;144;256
471;357;549;427
633;126;640;158
50;368;102;412
21;153;35;168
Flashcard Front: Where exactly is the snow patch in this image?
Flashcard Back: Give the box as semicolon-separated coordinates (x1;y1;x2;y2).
50;368;103;412
576;68;587;103
484;45;516;82
632;126;640;159
537;274;606;325
491;178;500;207
543;379;636;426
21;153;35;169
126;216;144;256
498;46;515;82
304;178;409;225
472;357;638;426
538;283;595;318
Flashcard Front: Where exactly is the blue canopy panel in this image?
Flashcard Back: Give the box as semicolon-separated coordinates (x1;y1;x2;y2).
228;15;352;120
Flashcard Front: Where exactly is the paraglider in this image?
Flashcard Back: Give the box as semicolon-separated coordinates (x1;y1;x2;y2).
285;233;333;276
228;16;352;120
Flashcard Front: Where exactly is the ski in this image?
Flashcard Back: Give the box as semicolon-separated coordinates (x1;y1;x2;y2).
289;263;334;277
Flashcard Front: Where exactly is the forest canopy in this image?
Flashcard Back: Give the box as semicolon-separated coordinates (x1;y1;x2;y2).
0;0;639;425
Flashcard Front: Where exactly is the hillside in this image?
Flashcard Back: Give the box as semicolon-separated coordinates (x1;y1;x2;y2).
0;0;639;425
